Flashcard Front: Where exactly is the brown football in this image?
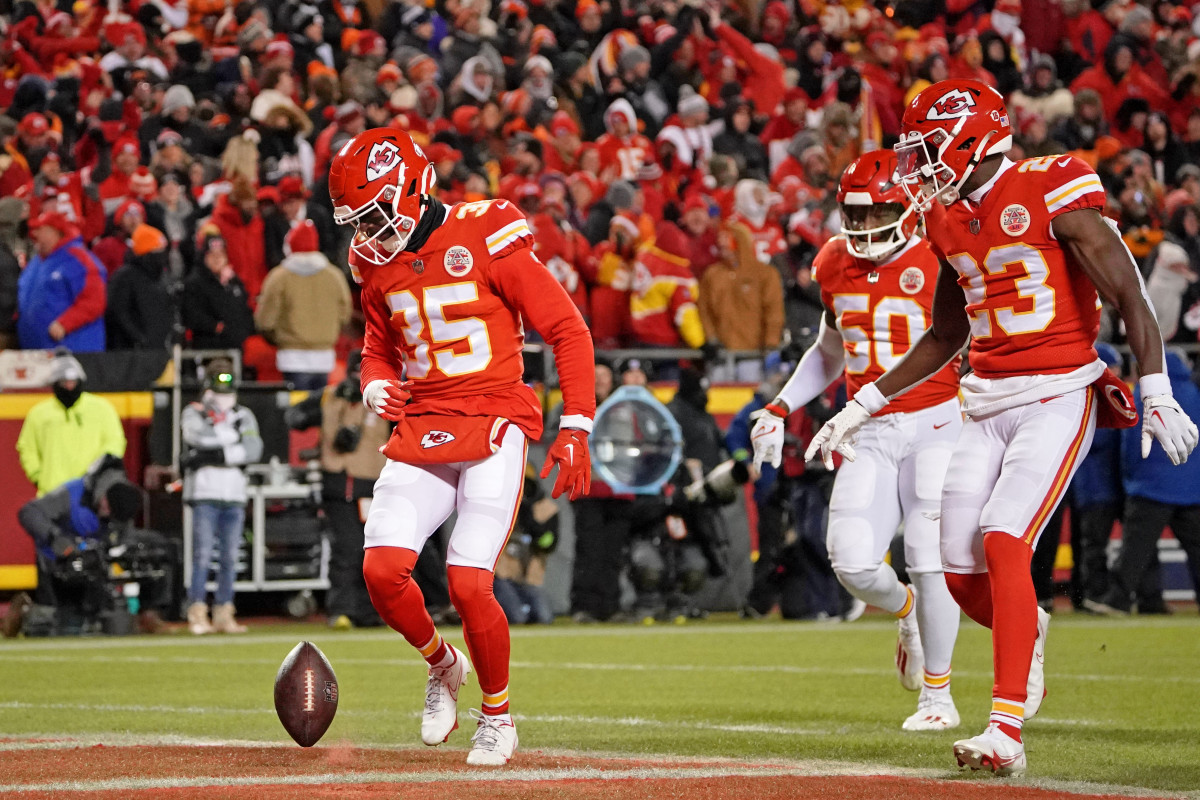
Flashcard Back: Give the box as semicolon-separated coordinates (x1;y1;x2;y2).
274;641;339;747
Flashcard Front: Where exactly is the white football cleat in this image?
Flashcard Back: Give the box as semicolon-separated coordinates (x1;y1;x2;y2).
466;709;518;766
953;723;1026;776
421;644;471;746
895;588;924;691
1024;606;1049;719
902;687;960;731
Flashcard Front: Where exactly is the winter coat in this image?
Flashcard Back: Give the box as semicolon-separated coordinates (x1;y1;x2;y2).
210;194;267;300
1146;239;1195;341
106;249;175;350
699;223;785;352
0;240;18;342
16;393;126;496
17;477;103;559
254;251;351;351
1120;351;1200;505
629;235;705;348
182;398;263;505
181;266;255;351
17;235;107;352
262;205;337;269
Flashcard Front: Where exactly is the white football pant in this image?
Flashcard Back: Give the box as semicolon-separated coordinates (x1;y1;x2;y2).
940;387;1096;574
826;397;962;676
364;424;527;570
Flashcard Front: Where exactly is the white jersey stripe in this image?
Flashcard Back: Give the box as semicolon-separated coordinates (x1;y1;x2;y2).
486;220;530;253
1045;181;1104;214
487;226;532;256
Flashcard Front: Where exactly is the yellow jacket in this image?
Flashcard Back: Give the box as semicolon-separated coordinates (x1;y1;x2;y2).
16;393;127;496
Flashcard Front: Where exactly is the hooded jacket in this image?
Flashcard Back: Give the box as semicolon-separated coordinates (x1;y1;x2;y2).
16;393;127;496
1121;351;1200;505
181;265;255;351
17;235;107;352
106;249;174;350
254;250;351;352
698;222;784;352
182;395;263;504
210;194;267;300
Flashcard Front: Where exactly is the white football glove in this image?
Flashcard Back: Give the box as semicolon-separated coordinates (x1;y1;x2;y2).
804;399;871;470
363;379;412;421
750;407;786;469
1142;393;1199;465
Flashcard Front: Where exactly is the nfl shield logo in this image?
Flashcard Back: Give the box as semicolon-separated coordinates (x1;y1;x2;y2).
969;219;981;235
412;259;424;274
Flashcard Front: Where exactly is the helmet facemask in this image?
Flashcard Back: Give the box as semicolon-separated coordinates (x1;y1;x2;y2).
895;119;996;210
840;199;914;261
332;159;436;265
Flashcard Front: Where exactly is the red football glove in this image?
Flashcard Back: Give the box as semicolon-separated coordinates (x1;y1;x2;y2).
363;379;412;421
539;428;591;500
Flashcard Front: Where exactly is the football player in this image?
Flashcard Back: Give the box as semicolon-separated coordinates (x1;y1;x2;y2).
808;80;1199;775
329;129;596;765
751;151;963;731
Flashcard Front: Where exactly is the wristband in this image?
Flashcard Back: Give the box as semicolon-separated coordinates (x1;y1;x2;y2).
854;382;889;415
763;402;789;419
1139;373;1171;399
559;414;594;433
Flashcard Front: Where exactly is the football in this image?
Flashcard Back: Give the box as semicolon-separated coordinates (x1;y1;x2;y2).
274;641;339;747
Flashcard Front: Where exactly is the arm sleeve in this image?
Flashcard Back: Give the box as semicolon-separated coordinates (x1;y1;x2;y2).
17;488;71;548
675;298;707;349
252;271;281;339
223;408;263;465
96;397;128;458
16;414;41;487
358;280;406;390
715;23;785;114
56;246;107;332
776;314;845;411
489;245;597;427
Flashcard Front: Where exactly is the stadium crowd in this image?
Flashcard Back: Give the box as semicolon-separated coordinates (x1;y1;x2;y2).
4;0;1200;366
5;0;1200;632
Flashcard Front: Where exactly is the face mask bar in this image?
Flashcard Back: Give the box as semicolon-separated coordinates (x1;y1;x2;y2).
840;202;914;261
335;185;417;266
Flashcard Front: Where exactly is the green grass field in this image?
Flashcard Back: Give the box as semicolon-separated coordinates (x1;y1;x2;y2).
2;612;1198;794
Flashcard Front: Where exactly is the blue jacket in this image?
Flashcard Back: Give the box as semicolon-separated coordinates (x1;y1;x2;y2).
17;477;103;560
726;393;778;505
17;236;107;352
1072;427;1122;507
1120;351;1200;505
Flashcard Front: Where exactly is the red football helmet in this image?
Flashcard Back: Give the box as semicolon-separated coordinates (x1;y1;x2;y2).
329;128;435;265
893;79;1012;207
837;151;918;261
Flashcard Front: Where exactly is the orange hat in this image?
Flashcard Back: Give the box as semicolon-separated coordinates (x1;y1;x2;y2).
131;223;168;255
285;219;319;254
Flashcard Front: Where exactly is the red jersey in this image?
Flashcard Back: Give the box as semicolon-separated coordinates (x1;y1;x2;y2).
925;156;1105;379
731;213;786;264
813;235;960;414
356;199;595;440
596;133;654;182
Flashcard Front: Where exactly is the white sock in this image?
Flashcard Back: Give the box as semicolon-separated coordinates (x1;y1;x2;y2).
912;570;960;677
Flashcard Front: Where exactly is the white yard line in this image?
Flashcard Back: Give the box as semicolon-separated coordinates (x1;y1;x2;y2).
4;650;1200;687
0;614;1194;653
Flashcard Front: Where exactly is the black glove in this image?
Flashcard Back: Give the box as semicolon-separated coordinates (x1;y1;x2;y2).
51;532;79;558
699;341;722;364
332;425;362;454
181;447;226;470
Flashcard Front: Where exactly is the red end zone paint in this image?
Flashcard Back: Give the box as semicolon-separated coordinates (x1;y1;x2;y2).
0;745;1142;800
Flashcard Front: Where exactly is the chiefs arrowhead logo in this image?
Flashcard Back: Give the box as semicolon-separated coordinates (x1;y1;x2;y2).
421;430;456;448
366;141;402;182
927;88;977;121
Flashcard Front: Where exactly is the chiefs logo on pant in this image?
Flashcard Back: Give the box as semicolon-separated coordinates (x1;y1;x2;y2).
421;430;456;448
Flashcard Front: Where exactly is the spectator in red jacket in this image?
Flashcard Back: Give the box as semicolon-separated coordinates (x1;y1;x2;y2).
1070;38;1171;127
210;177;267;301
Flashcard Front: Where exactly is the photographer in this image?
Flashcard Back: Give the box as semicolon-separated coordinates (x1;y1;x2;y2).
285;351;387;629
182;361;262;635
15;455;171;636
626;366;733;622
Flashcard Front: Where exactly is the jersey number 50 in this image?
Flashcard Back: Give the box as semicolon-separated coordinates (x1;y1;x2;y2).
387;283;493;378
833;295;927;374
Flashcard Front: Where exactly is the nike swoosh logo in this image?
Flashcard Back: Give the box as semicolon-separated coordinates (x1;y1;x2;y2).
933;421;951;430
1056;157;1072;167
1152;410;1165;427
1039;395;1063;404
565;443;574;465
